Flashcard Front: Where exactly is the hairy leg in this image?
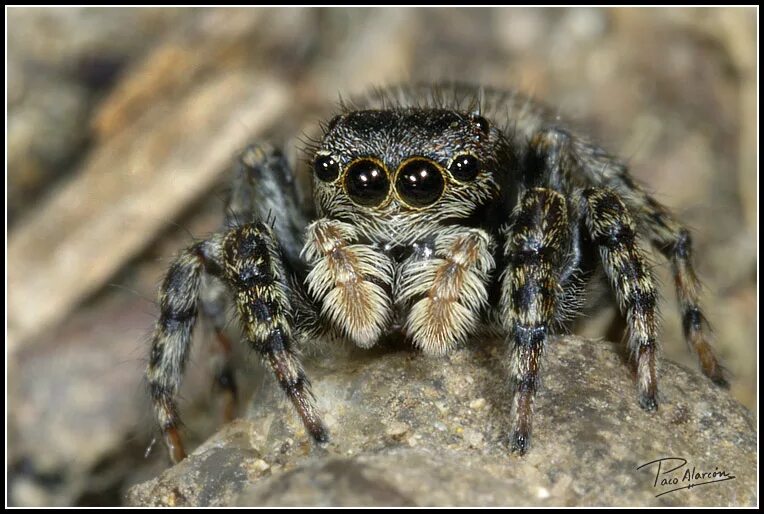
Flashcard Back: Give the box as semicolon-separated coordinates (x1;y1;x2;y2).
528;127;726;386
226;142;309;272
301;218;394;348
630;198;727;386
397;227;495;355
197;142;316;422
146;224;326;464
191;143;312;427
146;241;214;464
500;188;571;454
217;223;328;443
580;188;660;410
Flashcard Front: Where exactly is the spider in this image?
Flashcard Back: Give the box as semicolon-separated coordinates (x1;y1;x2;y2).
146;84;728;464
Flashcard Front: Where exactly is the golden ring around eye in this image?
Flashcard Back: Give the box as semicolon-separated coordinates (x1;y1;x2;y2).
446;153;480;182
393;157;446;210
313;153;341;183
342;157;392;208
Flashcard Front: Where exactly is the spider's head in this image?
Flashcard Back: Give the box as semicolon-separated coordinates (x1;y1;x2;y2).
309;108;507;240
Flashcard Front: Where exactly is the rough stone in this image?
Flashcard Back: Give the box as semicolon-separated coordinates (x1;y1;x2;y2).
126;337;756;507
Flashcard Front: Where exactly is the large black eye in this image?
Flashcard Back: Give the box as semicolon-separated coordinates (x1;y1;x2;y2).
314;155;340;182
395;159;445;208
344;159;390;207
448;154;480;182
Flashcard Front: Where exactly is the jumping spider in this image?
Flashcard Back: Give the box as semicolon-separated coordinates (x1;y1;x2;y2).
146;84;727;463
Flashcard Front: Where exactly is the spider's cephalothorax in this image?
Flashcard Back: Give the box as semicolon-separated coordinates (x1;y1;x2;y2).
146;84;728;463
304;108;512;351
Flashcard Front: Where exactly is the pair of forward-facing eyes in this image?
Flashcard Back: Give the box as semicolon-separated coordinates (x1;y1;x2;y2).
312;153;481;209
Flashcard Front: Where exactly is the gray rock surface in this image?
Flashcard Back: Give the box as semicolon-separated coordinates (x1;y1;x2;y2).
126;337;756;507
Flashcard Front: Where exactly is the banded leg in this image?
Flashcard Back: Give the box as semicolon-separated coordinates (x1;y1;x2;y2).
218;223;328;443
301;219;394;348
501;188;571;454
146;242;208;464
397;227;495;355
195;143;311;423
147;225;327;464
581;188;660;410
529;127;726;385
226;142;309;273
634;200;727;386
199;275;237;422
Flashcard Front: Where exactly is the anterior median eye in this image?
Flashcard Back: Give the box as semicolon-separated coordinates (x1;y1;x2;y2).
395;158;445;208
314;155;340;182
448;154;480;182
344;158;390;207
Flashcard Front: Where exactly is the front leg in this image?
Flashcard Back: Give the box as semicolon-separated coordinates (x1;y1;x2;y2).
397;227;495;355
217;223;328;443
301;219;394;347
500;188;571;454
528;127;725;386
146;222;327;464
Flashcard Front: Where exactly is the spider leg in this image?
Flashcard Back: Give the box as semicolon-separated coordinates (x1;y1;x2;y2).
226;142;309;274
500;188;571;454
147;223;327;464
528;127;726;386
618;191;727;386
580;188;660;410
397;227;495;355
195;144;312;426
146;241;210;464
218;222;328;444
646;219;728;386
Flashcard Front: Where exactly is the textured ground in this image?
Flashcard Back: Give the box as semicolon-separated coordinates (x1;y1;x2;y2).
125;337;756;507
7;7;757;506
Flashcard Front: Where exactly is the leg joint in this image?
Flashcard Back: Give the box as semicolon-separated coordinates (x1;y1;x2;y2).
682;306;703;335
530;127;572;150
514;374;539;393
513;324;547;347
674;228;693;260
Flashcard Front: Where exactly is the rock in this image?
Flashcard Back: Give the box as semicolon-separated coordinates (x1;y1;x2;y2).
125;337;756;507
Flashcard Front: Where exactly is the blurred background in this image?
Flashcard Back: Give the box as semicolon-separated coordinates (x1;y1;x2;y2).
6;7;757;506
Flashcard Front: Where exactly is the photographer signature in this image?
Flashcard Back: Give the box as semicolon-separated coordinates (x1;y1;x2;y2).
637;457;736;498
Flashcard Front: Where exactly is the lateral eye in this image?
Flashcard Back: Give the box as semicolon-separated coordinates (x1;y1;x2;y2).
314;155;340;182
448;154;480;182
